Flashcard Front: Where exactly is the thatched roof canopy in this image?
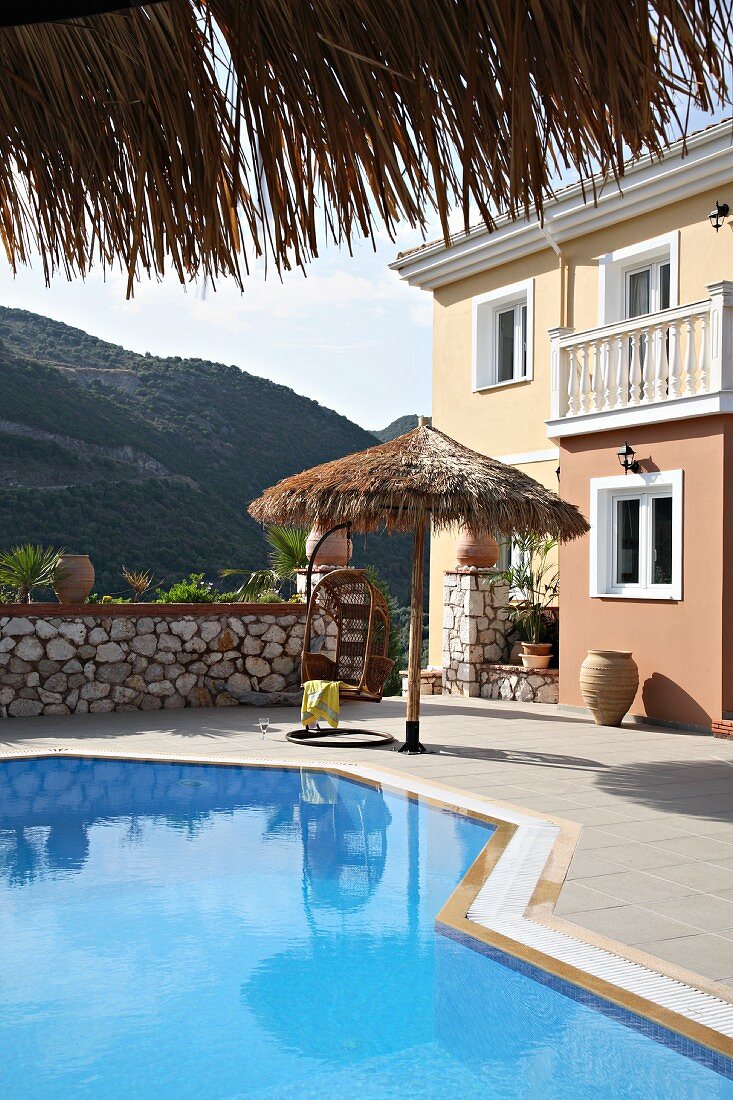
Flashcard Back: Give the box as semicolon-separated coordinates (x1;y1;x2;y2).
248;423;589;540
0;2;729;291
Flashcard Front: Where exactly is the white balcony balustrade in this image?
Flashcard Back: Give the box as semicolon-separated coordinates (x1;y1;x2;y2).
550;281;733;428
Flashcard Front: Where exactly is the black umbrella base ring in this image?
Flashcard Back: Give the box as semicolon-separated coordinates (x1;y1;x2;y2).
286;728;395;749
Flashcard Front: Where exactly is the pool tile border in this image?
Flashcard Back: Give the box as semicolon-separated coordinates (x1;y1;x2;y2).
2;745;733;1067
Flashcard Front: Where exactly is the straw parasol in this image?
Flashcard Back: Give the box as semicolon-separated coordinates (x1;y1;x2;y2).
0;3;729;292
249;421;589;753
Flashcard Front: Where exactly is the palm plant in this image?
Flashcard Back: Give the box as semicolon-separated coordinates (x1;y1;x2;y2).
0;544;65;603
221;526;308;602
496;534;558;645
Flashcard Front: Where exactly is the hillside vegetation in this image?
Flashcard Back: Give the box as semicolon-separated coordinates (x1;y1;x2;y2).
0;308;417;601
372;414;418;441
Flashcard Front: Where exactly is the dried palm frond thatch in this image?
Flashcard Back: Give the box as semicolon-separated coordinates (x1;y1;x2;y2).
1;1;730;291
248;423;589;541
249;423;588;752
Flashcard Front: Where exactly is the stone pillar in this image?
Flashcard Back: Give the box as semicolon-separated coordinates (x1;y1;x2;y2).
295;564;341;599
442;570;511;697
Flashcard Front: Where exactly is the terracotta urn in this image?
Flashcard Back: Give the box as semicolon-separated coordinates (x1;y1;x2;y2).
54;554;95;605
580;650;639;727
305;527;351;567
455;526;499;569
520;642;552;670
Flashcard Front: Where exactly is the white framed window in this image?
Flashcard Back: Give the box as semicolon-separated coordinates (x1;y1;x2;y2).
590;470;682;600
598;232;678;325
472;279;534;391
625;258;671;319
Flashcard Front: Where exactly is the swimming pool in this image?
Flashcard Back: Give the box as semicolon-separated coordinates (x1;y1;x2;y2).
0;757;730;1098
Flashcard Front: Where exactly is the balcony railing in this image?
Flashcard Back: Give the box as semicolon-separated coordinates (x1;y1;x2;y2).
550;281;733;423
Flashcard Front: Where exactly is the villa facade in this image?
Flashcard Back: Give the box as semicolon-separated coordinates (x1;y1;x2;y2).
393;121;733;734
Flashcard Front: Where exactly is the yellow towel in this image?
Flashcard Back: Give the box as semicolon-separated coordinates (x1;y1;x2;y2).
301;679;340;729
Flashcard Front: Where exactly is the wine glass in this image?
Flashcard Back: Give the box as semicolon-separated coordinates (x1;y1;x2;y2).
258;717;270;740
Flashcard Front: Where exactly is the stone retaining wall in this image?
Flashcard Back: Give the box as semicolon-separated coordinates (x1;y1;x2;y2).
0;604;313;718
399;668;443;697
479;662;559;704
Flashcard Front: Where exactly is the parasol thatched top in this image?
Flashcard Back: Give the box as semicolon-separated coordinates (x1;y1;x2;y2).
248;424;589;540
0;1;729;292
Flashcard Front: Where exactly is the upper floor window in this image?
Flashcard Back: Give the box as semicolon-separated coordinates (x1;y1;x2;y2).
598;232;678;326
473;279;534;391
590;470;682;600
626;259;671;320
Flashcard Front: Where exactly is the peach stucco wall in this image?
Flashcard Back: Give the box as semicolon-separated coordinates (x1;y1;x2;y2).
558;418;728;729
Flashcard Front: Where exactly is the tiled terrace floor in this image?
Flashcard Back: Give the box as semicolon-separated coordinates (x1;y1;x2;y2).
3;695;733;993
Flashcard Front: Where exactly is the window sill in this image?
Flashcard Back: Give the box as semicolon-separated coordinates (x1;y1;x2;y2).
591;590;680;602
473;376;532;394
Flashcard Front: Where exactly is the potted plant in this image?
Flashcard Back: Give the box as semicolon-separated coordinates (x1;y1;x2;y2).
495;534;558;670
0;544;66;603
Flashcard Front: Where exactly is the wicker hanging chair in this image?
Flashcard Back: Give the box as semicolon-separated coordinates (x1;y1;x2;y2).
301;570;394;702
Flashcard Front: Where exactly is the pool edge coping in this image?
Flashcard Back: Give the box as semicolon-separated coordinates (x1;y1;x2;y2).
1;744;732;1064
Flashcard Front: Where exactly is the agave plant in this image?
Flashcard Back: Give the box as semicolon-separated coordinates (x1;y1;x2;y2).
0;544;65;603
121;566;155;600
221;526;308;602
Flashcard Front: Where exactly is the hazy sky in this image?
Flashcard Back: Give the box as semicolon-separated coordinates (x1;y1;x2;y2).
0;221;434;432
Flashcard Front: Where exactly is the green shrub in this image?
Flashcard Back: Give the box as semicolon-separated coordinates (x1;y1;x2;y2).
154;572;218;604
85;593;131;604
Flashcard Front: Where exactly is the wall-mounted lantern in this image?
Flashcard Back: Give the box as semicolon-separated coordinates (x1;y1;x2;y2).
709;200;730;232
616;441;640;475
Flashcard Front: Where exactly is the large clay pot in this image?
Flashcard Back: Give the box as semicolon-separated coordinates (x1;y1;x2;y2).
305;527;351;567
54;554;95;605
455;526;499;569
580;650;639;727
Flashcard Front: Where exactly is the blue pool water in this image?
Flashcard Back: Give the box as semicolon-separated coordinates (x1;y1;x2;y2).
0;757;730;1099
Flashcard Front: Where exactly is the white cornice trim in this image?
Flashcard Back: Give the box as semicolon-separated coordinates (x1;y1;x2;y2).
393;122;733;290
493;447;558;465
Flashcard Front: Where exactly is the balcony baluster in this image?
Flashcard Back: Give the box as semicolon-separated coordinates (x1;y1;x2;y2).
653;324;668;402
629;331;642;407
667;321;681;399
698;313;709;393
579;343;591;414
683;318;696;396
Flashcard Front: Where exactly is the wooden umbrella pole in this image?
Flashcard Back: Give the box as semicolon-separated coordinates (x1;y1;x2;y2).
400;518;427;754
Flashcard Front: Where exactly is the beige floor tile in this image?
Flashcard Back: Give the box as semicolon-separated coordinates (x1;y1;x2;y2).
556;806;638;827
573;904;698;946
578;870;697;905
574;829;636;851
643;892;733;932
553;883;624;916
565;851;630;880
597;820;699;843
639;933;733;981
588;842;696;872
651;835;733;863
650;861;733;893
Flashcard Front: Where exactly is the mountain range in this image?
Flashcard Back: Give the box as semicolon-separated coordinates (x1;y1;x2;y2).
0;307;418;602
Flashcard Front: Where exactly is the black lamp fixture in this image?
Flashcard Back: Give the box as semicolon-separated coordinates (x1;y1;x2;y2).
709;200;729;232
617;441;640;475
